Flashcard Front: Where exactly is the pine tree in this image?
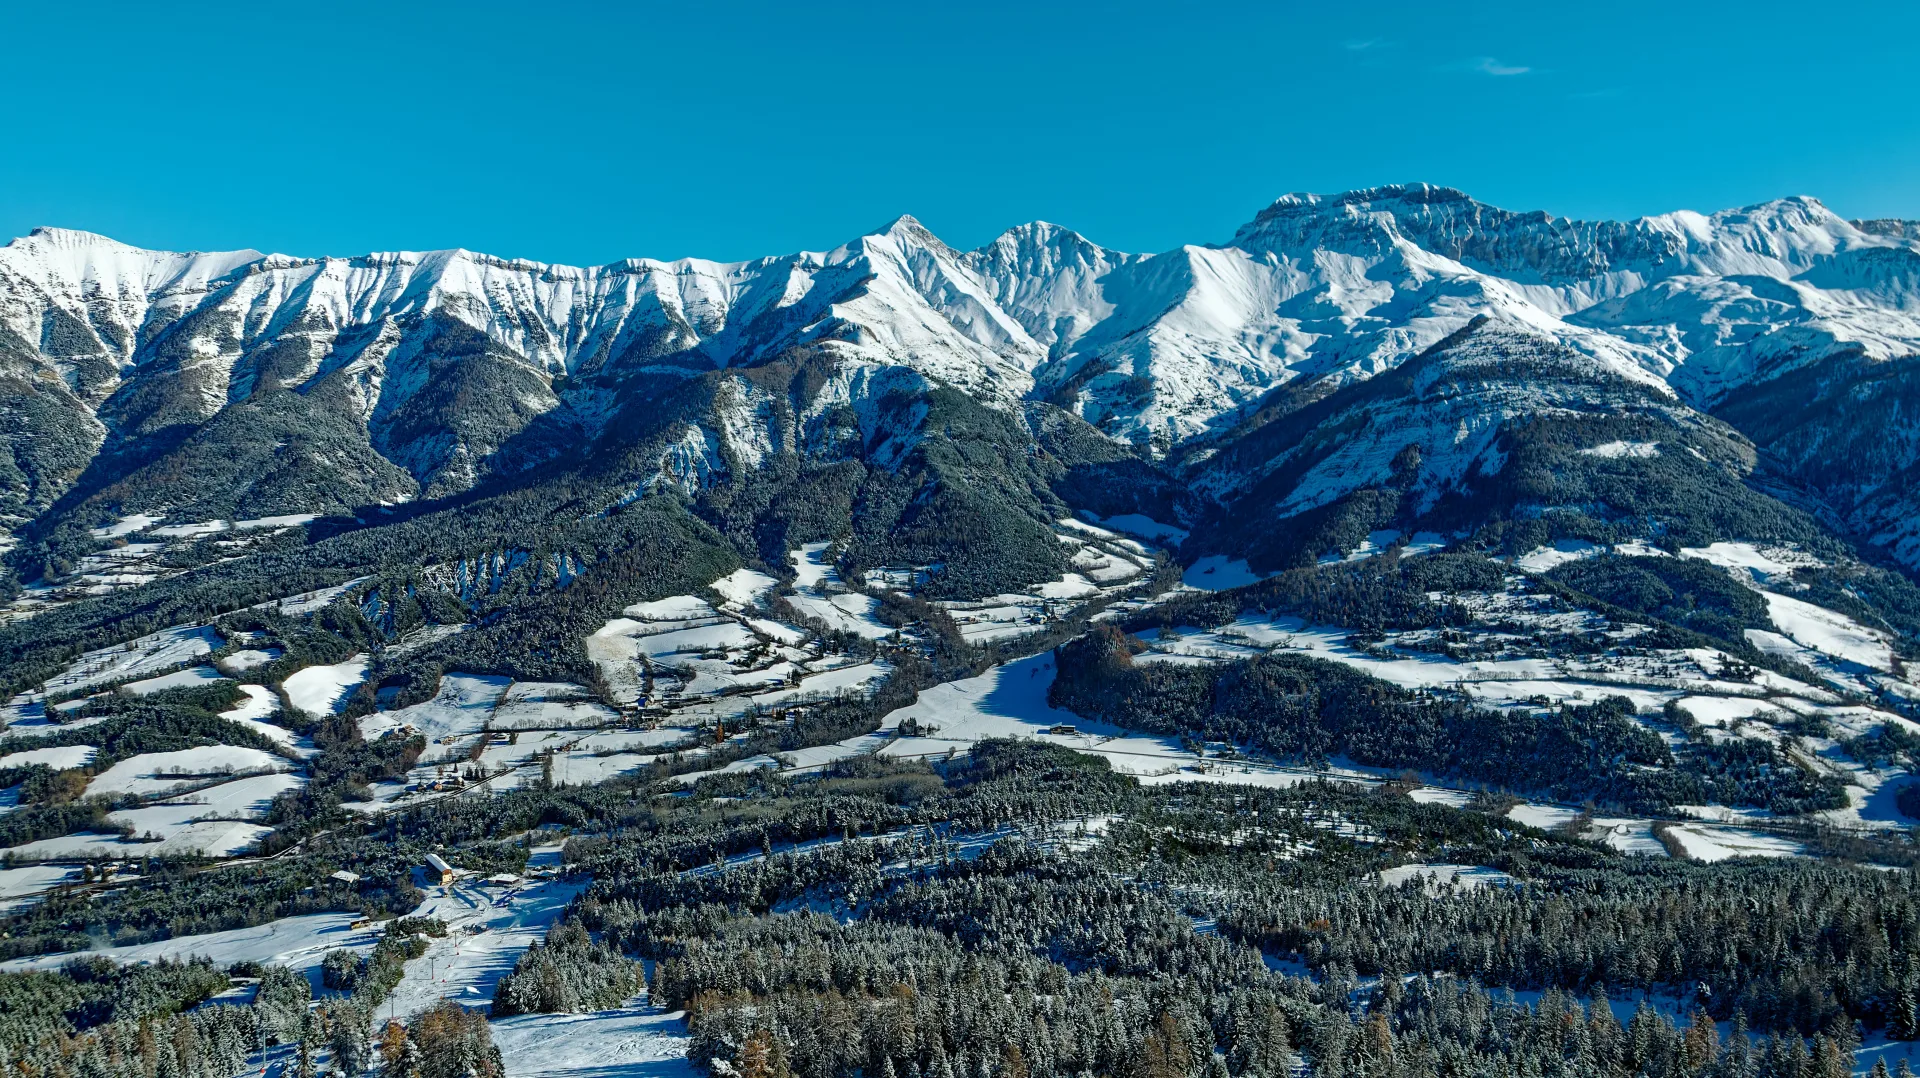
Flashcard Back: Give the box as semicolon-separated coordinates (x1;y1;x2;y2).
1895;977;1920;1042
330;1006;369;1078
296;1023;316;1078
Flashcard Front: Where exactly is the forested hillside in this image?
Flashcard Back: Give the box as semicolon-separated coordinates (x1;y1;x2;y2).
0;186;1918;1078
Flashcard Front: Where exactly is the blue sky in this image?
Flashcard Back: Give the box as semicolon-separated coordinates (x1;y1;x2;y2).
2;0;1915;265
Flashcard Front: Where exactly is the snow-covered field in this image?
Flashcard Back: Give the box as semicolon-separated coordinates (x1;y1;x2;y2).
871;523;1160;645
123;665;227;696
0;864;81;912
110;810;280;855
86;746;291;798
1379;863;1513;890
220;683;279;720
1581;440;1661;459
4;821;273;860
589;555;898;711
494;1006;696;1078
787;544;894;640
1514;539;1606;573
1504;801;1808;860
0;745;97;770
283;656;369;715
491;683;620;730
1;912;367;979
362;674;509;742
673;754;781;786
748;661;890;707
1762;591;1895;673
218;647;283;673
1680;541;1826;586
1182;555;1266;590
711;568;778;608
1084;513;1189;546
89;514;162;539
765;652;1210;784
148;514;316;539
1663;822;1805;862
549;751;660;786
377;854;584;1019
27;625;224;700
875;654;1132;762
118;772;305;823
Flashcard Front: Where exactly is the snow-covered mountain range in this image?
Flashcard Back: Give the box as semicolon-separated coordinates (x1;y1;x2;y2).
2;184;1918;572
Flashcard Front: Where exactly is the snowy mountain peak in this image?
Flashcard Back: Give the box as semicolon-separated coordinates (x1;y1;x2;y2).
1;183;1917;508
17;226;156;253
3;227;265;291
867;214;950;252
1256;182;1477;214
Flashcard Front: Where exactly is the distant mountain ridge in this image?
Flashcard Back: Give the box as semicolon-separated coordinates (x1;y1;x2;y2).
2;183;1919;581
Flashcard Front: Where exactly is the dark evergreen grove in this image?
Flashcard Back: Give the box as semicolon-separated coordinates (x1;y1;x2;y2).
1050;626;1847;815
478;742;1920;1078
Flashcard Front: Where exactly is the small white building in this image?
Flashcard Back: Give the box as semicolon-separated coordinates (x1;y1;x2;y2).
425;854;455;885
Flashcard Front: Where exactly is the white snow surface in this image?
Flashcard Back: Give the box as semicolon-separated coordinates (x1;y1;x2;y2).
1089;513;1189;545
122;665;226;696
109;776;307;846
218;648;283;673
1665;823;1805;862
491;682;620;730
5;187;1920;489
30;625;223;698
1681;541;1826;585
1581;440;1661;459
1761;592;1895;673
2;912;364;979
494;1007;696;1078
85;746;291;798
220;683;280;721
1514;540;1604;573
785;545;894;639
378;865;586;1019
361;673;510;742
0;745;97;770
1378;863;1513;890
283;655;369;715
711;568;778;608
1182;556;1268;590
0;865;82;912
4;823;273;860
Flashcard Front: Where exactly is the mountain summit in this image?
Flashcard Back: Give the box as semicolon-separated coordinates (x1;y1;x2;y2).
2;186;1919;579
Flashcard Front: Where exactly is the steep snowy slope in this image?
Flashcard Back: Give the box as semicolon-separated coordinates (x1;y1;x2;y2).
3;183;1920;579
972;185;1920;449
0;218;1048;517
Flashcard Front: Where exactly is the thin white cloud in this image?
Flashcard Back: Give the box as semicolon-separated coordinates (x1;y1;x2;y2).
1344;37;1392;51
1473;56;1531;76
